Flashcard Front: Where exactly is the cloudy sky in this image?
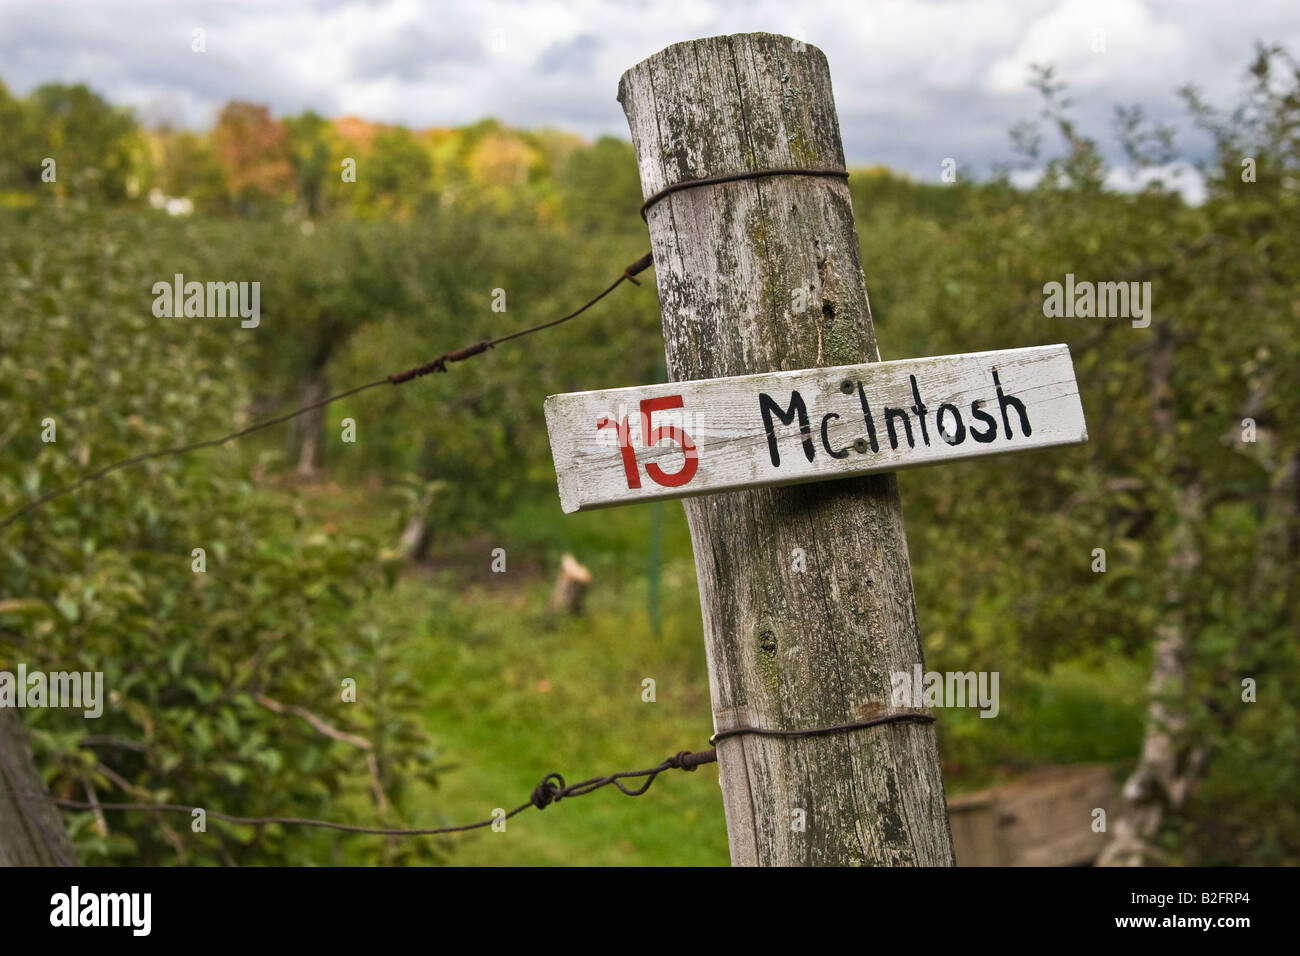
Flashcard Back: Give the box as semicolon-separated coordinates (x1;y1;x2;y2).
2;0;1298;182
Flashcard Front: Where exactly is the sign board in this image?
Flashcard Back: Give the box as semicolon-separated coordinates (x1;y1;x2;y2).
544;344;1086;513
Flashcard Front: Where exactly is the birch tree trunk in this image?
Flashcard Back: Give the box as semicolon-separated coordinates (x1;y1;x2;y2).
1099;326;1204;866
1097;483;1205;866
619;33;954;866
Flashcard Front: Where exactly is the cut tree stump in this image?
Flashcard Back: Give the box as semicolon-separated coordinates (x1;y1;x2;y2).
550;553;593;615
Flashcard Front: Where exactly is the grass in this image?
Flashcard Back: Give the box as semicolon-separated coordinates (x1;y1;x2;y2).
359;491;729;866
286;474;1149;865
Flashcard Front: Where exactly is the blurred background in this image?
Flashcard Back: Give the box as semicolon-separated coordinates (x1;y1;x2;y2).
0;1;1297;866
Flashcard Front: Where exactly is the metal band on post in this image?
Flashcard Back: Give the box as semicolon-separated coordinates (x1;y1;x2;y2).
709;709;935;746
639;166;850;221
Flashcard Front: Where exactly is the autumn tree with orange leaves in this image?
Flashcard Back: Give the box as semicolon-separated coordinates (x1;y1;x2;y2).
211;101;295;214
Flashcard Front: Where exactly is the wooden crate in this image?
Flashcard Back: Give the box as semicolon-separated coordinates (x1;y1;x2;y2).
947;765;1118;866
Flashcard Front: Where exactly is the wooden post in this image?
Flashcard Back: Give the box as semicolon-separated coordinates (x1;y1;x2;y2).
618;33;955;865
0;708;77;865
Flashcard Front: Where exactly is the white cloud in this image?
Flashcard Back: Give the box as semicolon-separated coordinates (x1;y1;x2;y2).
985;0;1186;94
0;0;1297;178
1105;160;1206;204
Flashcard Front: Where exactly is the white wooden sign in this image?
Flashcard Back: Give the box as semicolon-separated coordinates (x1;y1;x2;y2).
544;344;1087;513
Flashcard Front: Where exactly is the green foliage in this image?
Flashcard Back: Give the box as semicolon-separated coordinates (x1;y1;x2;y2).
2;44;1298;865
283;111;332;219
877;48;1300;862
320;209;659;527
0;207;435;865
153;130;225;213
0;82;144;203
352;127;436;218
0;79;40;195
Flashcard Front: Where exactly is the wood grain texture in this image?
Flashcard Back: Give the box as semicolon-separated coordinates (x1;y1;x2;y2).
618;32;957;865
546;344;1086;513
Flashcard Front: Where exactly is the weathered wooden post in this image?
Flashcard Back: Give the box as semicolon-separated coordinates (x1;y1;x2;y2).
617;33;953;866
546;32;1085;865
0;709;77;865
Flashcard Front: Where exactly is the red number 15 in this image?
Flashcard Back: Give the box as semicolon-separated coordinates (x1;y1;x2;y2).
596;395;698;490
